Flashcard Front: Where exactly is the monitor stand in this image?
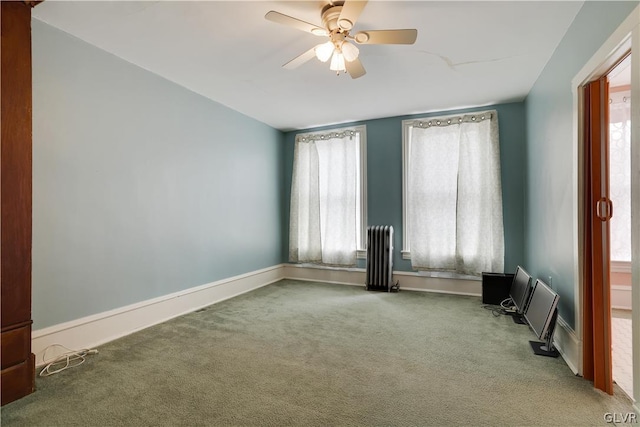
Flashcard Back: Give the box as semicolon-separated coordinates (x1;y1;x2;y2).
510;313;527;324
529;309;559;357
529;341;559;358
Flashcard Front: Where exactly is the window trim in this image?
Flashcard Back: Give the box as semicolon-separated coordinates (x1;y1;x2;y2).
295;125;367;258
401;119;412;259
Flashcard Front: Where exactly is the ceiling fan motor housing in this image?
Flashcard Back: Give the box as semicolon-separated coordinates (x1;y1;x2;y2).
322;5;347;32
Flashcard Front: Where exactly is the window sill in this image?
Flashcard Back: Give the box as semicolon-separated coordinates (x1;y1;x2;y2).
611;260;631;274
288;263;363;273
414;270;480;281
398;251;481;281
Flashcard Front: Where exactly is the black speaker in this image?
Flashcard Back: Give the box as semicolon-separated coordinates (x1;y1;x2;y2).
482;272;514;305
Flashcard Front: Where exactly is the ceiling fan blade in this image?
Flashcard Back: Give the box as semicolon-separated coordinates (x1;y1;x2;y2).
338;0;368;31
345;58;366;79
265;11;327;36
353;29;417;45
283;47;317;69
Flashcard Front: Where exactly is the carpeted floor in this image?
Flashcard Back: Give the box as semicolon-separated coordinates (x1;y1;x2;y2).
1;279;636;426
613;309;633;399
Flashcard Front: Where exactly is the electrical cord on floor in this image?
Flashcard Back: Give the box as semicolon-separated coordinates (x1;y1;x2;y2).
39;344;98;377
483;297;517;317
482;305;510;317
500;297;515;310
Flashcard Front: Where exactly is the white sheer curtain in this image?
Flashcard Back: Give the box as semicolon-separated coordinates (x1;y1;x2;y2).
609;91;631;262
289;131;358;266
407;111;504;275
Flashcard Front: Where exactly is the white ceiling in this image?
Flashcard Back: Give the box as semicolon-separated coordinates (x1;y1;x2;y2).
33;1;584;131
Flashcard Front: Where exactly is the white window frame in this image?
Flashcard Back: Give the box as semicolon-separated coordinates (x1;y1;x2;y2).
401;119;413;259
296;125;367;259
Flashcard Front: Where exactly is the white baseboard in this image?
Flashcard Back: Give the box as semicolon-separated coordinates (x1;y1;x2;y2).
282;264;366;286
611;284;632;310
284;265;588;373
31;263;583;379
554;315;581;375
32;264;284;367
31;264;482;368
282;264;481;296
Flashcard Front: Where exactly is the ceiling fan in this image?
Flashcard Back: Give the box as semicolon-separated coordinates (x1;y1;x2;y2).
265;0;417;79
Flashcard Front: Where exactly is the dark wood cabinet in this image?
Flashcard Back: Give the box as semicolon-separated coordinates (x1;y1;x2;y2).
1;0;36;405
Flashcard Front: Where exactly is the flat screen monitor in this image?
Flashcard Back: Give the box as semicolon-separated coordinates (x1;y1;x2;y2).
508;266;532;324
524;279;560;357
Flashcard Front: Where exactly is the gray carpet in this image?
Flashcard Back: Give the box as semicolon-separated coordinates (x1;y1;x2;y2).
1;279;635;426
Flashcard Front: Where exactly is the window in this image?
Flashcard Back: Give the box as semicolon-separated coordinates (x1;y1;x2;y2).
609;89;631;263
289;125;366;266
402;111;504;276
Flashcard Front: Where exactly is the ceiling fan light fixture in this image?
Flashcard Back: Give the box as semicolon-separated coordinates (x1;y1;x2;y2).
315;41;335;62
267;1;415;79
341;41;359;62
329;51;346;72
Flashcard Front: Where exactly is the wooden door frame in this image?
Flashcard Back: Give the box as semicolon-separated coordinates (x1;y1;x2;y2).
571;4;640;408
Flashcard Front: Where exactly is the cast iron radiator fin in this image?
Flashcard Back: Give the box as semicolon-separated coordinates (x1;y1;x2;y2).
365;225;399;292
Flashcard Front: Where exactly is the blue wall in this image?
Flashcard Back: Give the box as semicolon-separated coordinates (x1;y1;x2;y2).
32;21;284;329
282;102;527;274
33;1;639;332
524;1;638;328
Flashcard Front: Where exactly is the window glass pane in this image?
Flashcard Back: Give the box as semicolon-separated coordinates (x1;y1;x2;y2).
402;112;504;275
290;126;366;265
408;126;459;268
316;137;357;264
609;94;631;262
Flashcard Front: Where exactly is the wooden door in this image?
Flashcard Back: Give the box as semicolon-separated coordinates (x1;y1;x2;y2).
582;77;614;394
1;0;35;405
